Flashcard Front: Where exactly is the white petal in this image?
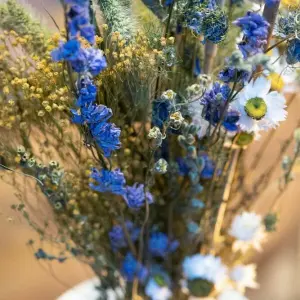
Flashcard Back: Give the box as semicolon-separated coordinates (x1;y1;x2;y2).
252;77;271;97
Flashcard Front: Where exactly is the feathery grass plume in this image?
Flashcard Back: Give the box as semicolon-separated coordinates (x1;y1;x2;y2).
0;0;47;53
97;0;137;38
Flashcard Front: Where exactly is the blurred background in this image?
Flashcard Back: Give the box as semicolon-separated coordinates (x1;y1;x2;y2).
0;1;300;299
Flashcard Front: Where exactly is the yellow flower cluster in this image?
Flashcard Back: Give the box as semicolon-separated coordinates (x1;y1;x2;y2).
0;30;72;130
96;31;173;86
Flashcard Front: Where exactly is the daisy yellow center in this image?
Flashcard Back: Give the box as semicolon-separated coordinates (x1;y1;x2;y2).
244;97;267;120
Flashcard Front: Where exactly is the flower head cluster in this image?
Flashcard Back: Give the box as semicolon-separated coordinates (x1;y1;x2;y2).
121;252;148;282
200;82;239;131
229;212;266;252
123;183;153;209
234;12;269;58
231;77;287;133
148;232;179;258
89;167;126;195
109;221;140;250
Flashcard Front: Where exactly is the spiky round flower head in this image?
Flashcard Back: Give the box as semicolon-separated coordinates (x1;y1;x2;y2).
233;12;269;58
89;168;126;195
123;183;153;209
286;39;300;65
201;8;228;44
183;254;228;290
217;289;248;300
230;264;259;291
229;212;266;252
231;77;287;133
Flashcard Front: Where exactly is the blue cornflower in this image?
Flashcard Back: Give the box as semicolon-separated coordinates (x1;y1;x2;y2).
218;67;250;84
286;39;300;65
51;40;81;62
148;232;179;258
71;104;112;125
70;47;107;76
121;253;148;282
233;12;269;58
123;183;153;209
91;122;121;157
200;82;239;131
89;168;126;195
109;221;140;251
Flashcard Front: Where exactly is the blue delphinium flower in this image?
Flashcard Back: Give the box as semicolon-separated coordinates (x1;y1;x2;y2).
66;2;95;44
286;39;300;65
89;168;126;195
233;12;269;58
109;221;140;251
219;67;250;84
91;122;121;157
200;153;220;179
148;232;179;258
121;253;148;282
65;0;89;5
70;47;107;75
265;0;279;6
152;99;174;129
71;104;113;125
123;183;154;209
200;82;239;131
51;40;81;62
76;79;97;106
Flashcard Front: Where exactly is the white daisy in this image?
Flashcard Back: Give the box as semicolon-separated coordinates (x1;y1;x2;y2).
145;278;172;300
231;77;287;133
230;264;259;292
182;254;228;290
229;212;266;252
217;289;248;300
